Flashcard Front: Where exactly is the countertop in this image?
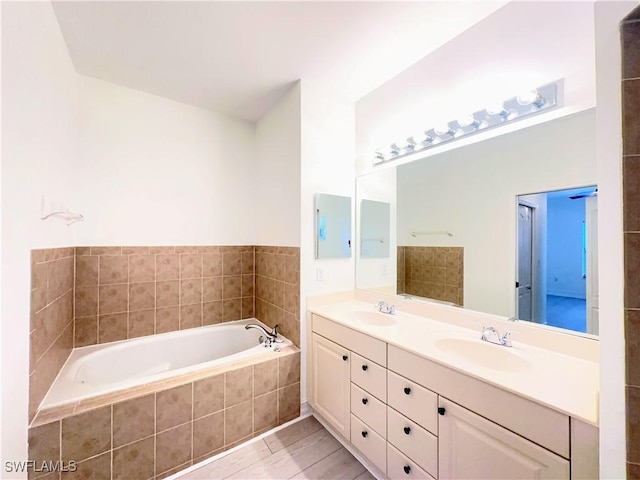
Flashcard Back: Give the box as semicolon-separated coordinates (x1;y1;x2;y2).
309;299;599;426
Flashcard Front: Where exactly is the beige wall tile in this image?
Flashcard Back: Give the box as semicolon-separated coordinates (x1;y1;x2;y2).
113;394;155;448
129;309;155;338
180;304;203;329
99;255;128;285
113;436;154;480
253;358;278;397
254;391;278;433
156;254;179;281
61;451;110;480
278;352;300;388
194;374;224;419
155;423;192;476
47;257;73;303
28;421;60;464
61;406;111;462
98;313;128;344
156;384;192;432
203;253;222;277
180;254;203;279
241;252;255;275
75;286;98;317
278;383;300;423
193;411;224;458
241;275;254;298
74;316;97;347
273;281;285;309
122;246;151;255
180;279;203;305
223;252;241;275
203;301;223;326
98;284;128;314
129;255;156;283
75;256;98;287
129;282;155;312
91;247;122;255
223;276;242;299
156;307;179;334
225;400;253;445
176;246;199;254
222;299;242;322
225;366;253;407
156;281;179;308
203;277;223;302
241;297;254;319
150;247;175;254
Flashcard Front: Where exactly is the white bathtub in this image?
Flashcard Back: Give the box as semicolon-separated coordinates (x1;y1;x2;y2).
41;318;291;409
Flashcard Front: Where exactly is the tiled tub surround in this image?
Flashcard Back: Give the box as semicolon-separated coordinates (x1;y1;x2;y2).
397;246;464;306
28;348;301;480
623;11;640;476
30;248;75;422
74;246;257;347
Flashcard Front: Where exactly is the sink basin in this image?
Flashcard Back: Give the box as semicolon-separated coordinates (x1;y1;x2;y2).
433;337;533;373
347;310;397;326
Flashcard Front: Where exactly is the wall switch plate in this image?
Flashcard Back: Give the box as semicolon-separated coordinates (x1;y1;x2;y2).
316;268;324;282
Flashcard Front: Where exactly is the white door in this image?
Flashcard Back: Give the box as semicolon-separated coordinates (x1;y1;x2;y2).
517;204;534;321
311;333;351;439
585;196;599;335
438;398;570;479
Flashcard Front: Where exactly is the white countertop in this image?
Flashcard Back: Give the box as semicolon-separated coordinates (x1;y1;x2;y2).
309;299;599;426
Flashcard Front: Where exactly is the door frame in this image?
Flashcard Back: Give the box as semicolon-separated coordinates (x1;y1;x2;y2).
516;199;537;322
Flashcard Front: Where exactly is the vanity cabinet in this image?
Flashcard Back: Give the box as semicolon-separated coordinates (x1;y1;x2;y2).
438;397;569;479
309;313;593;480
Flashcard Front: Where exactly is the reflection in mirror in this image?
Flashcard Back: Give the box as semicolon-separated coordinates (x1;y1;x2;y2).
360;200;390;258
314;193;352;259
355;109;597;336
516;186;598;335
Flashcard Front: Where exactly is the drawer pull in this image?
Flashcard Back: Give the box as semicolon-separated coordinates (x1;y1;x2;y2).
438;407;446;415
362;364;368;371
403;466;411;475
362;398;368;405
361;430;368;438
342;355;348;361
403;426;411;435
404;387;411;395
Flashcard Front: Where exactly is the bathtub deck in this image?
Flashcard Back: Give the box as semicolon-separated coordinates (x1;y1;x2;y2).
175;416;374;480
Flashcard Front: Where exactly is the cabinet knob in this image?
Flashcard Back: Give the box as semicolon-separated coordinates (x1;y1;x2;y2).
361;430;368;438
403;426;411;435
438;407;446;416
404;387;411;395
403;465;411;475
362;398;368;405
362;364;368;371
342;355;348;361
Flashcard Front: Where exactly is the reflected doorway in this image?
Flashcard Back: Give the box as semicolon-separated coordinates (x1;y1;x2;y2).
516;186;598;334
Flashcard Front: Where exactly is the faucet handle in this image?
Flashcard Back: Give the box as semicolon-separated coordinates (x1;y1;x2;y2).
501;330;519;347
270;324;279;337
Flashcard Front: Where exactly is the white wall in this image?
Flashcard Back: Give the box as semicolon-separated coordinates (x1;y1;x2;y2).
595;1;638;476
1;2;80;474
392;111;596;317
300;81;356;402
254;83;301;247
356;1;596;175
76;76;256;246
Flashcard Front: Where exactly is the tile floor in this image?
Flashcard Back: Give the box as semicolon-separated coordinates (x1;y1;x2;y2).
175;416;374;480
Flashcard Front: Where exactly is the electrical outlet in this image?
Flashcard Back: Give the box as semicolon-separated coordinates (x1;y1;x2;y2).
316;268;324;282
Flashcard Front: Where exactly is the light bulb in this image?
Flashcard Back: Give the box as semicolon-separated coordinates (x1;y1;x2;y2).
457;115;479;128
434;123;453;136
486;103;508;116
517;89;544;107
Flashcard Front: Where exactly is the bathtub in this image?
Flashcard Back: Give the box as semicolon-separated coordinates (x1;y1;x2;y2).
41;318;292;409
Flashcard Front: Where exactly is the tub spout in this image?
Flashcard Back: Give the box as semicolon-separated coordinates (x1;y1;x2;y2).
245;323;279;347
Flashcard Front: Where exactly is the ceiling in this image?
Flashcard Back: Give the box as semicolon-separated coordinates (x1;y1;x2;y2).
52;1;506;122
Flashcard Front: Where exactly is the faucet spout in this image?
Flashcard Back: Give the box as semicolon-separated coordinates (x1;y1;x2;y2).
245;323;279;346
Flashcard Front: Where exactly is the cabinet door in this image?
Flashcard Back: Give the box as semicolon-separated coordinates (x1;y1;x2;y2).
311;333;351;439
438;397;569;480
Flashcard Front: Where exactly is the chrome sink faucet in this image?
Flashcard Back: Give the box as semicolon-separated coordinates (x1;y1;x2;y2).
374;301;396;315
481;325;513;347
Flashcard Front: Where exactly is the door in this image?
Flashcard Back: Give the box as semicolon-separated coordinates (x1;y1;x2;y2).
311;333;351;439
438;398;569;479
585;196;599;335
517;204;534;321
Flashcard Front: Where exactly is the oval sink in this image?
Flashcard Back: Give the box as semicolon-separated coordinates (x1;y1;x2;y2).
433;337;533;373
347;310;396;326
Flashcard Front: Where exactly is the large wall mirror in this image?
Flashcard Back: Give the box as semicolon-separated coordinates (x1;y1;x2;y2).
355;108;598;336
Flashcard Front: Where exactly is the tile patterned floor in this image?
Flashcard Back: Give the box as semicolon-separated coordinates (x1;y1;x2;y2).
176;416;374;480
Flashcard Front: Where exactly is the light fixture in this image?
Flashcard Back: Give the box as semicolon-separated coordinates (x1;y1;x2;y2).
373;81;560;165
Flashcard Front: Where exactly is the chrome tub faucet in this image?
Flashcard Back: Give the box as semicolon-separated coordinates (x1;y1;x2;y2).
245;323;279;347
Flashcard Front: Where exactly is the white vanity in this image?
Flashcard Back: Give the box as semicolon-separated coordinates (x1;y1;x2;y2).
307;293;599;480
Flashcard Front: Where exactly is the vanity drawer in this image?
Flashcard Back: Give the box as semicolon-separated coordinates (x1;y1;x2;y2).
388;407;438;478
351;352;386;402
388;370;437;435
351;414;386;473
351;383;386;437
387;443;436;480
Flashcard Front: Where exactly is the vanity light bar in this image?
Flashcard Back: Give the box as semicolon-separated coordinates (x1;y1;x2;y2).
373;82;559;165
